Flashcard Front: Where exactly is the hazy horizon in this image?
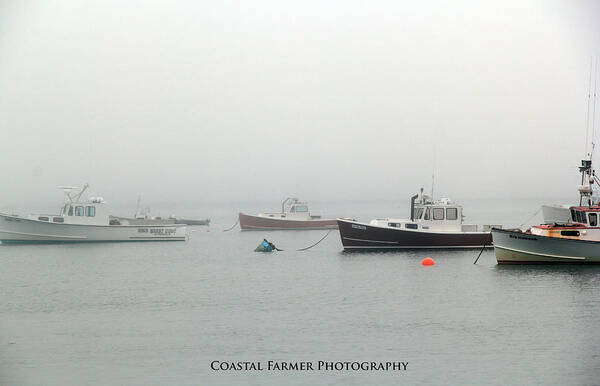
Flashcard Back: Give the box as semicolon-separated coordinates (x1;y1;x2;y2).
1;0;600;208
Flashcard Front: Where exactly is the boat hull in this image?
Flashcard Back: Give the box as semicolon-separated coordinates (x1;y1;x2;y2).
492;228;600;264
337;218;492;250
0;214;187;244
238;213;338;231
174;218;210;226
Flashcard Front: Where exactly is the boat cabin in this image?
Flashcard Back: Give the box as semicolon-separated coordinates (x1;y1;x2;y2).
370;193;499;232
258;197;321;220
568;206;600;227
29;196;112;225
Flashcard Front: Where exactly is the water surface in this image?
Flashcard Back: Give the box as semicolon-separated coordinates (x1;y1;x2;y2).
1;199;599;385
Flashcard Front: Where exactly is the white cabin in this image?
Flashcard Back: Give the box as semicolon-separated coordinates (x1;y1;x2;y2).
29;196;114;225
370;194;498;232
258;197;322;221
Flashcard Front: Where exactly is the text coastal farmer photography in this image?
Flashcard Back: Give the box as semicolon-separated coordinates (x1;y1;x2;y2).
210;360;409;371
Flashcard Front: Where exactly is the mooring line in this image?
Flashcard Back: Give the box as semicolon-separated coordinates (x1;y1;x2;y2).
296;230;332;251
223;218;239;232
473;242;487;265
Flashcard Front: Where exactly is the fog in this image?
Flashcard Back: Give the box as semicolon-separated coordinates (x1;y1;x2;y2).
1;0;599;209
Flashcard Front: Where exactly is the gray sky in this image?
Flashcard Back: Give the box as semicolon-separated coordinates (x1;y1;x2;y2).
1;0;599;207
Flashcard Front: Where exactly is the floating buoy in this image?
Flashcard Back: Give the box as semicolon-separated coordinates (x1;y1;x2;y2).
254;239;276;252
422;257;435;266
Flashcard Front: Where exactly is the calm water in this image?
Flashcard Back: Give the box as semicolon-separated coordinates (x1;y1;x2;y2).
2;198;600;385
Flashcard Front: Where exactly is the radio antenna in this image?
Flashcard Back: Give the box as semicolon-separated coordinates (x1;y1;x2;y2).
431;144;436;199
586;57;593;158
591;57;599;160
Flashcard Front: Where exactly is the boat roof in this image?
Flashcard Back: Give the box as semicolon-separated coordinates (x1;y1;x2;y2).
569;206;600;212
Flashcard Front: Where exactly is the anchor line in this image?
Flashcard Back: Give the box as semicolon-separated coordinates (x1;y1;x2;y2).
296;230;332;251
223;218;239;232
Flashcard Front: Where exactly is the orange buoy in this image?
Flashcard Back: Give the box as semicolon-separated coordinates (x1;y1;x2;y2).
422;257;435;266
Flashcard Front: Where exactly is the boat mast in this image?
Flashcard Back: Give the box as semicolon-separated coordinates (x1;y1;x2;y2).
579;58;598;207
592;57;598;160
135;195;142;217
431;144;436;200
585;57;593;158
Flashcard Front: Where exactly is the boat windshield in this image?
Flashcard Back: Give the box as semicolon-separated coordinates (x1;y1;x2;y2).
571;209;588;224
414;207;424;219
424;207;430;220
293;205;308;213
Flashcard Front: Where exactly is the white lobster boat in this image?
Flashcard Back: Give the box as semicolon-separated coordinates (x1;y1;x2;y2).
0;185;187;244
492;159;600;263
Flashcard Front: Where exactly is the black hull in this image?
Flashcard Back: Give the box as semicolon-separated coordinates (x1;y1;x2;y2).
337;219;492;250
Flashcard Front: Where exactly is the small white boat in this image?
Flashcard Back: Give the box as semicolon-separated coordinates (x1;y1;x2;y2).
0;185;187;244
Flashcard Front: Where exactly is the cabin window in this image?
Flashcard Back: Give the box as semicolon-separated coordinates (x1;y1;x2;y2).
85;206;96;217
38;216;49;221
68;206;73;216
294;206;308;213
53;217;64;223
424;208;430;220
433;208;444;220
589;213;598;226
388;223;400;228
75;206;84;216
446;208;458;220
561;230;580;237
414;207;424;219
578;211;587;224
405;223;418;229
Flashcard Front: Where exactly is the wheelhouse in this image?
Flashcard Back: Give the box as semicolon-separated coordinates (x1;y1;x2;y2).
62;203;98;218
569;206;600;226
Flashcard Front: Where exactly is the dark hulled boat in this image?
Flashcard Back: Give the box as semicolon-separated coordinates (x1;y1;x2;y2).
338;191;497;250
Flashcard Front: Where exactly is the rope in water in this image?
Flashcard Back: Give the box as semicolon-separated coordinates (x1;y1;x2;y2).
222;218;239;232
296;230;332;251
260;230;333;252
473;242;487;265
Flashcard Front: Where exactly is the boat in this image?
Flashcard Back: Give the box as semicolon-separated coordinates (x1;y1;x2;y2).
0;185;187;244
337;189;500;250
118;206;177;225
126;197;210;226
492;159;600;263
171;217;210;226
238;197;337;230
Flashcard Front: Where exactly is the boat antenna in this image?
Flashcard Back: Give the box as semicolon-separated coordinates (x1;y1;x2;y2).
585;57;593;158
591;56;599;160
135;195;141;217
431;144;436;199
